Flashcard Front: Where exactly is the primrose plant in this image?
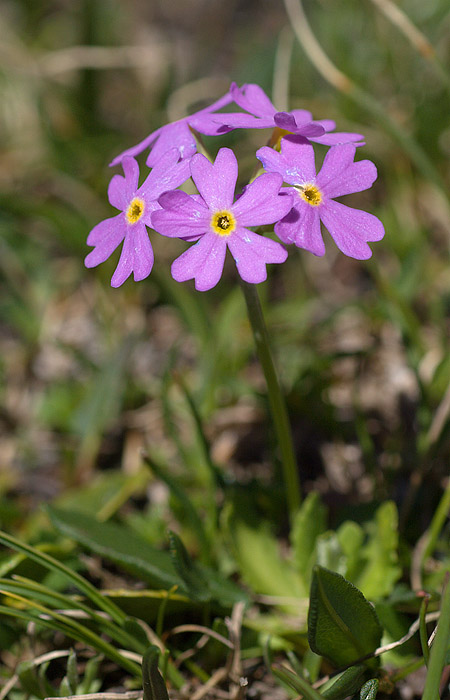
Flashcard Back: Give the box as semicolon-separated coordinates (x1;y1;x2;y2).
85;82;385;517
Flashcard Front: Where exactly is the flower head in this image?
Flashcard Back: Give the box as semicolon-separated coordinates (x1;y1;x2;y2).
85;149;190;287
256;140;384;259
109;92;233;168
211;83;365;147
151;147;293;291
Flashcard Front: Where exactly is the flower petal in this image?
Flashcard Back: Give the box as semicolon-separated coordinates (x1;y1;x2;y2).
310;131;365;147
289;108;314;124
131;222;154;282
320;200;385;259
190;148;238;210
317;146;378;198
109;128;162;167
228;228;287;284
232;173;292;226
171;233;227;291
273;112;299;132
188;90;234;134
230;82;276;117
110;221;154;286
256;146;290;179
141;200;160;228
109;92;232;168
152;190;209;238
85;215;125;267
272;137;318;185
107;174;128;211
110;230;134;287
146;121;196;167
121;157;140;198
209;112;275;130
317;144;356;185
274;112;325;138
138;148;191;201
200;90;234;113
275;200;325;256
313;118;336;132
188;112;234;135
111;222;154;286
257;139;317;187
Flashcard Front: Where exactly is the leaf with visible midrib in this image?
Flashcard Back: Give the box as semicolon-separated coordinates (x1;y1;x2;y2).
308;566;382;668
48;507;182;591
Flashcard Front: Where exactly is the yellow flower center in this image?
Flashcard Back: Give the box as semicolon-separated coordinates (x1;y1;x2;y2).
126;197;145;224
211;210;236;236
297;183;322;207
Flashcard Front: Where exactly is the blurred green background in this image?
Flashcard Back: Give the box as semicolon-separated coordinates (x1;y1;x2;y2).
0;0;449;536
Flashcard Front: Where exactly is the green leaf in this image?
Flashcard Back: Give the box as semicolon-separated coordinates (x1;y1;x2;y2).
355;502;401;599
142;646;170;700
79;655;103;694
0;576;145;653
168;531;211;603
308;566;383;668
0;528;125;624
226;503;303;605
64;649;79;693
321;665;366;699
291;492;327;592
16;660;53;699
59;677;73;696
316;532;346;575
144;452;211;562
272;665;324;700
360;679;379;700
336;521;365;582
0;590;142;676
48;507;182;591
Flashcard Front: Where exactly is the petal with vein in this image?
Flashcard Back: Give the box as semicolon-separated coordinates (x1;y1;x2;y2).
171;234;227;291
228;228;287;284
320;200;385;259
108;174;128;211
233;173;292;226
275;201;325;257
230;82;276;117
190;148;238;210
111;230;134;287
85;215;125;266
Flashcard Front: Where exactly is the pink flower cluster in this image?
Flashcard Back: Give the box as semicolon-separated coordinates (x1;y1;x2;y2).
86;83;384;291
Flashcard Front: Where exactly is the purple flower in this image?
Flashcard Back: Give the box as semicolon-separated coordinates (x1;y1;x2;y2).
109;92;233;168
85;149;190;287
211;83;365;146
151;148;293;291
256;140;384;259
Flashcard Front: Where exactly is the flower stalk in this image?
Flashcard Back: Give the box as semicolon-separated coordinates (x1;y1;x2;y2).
240;279;301;519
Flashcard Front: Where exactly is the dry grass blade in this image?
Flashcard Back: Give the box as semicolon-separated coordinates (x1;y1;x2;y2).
369;0;450;91
167;624;234;650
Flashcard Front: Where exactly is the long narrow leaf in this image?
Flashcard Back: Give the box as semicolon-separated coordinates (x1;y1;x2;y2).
0;600;141;676
422;575;450;700
272;665;324;700
0;529;125;624
1;576;145;653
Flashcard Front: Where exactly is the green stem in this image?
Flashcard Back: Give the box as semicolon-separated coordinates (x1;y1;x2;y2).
419;594;431;666
421;477;450;568
240;281;301;518
422;573;450;700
